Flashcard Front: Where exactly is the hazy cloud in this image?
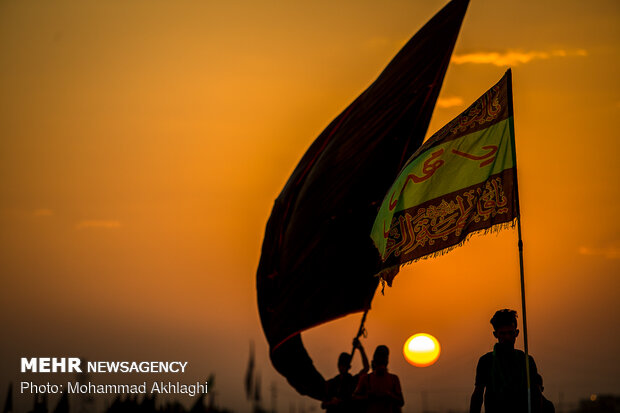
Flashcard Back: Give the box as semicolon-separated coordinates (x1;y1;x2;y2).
436;97;464;108
365;36;391;49
34;209;54;217
76;220;121;230
578;245;620;260
452;49;587;67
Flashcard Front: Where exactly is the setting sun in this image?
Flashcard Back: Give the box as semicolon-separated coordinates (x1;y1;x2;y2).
403;333;441;367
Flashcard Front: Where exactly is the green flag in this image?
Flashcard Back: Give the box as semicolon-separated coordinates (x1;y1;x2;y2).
371;70;518;281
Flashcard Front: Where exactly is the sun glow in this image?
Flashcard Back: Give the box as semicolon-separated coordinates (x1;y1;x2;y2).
403;333;441;367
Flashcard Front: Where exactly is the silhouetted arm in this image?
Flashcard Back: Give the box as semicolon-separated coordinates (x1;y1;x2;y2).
470;385;484;413
353;338;369;374
352;373;369;401
391;375;405;408
528;355;544;411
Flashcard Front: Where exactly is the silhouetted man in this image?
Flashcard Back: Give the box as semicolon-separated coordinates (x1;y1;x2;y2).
353;345;404;413
321;338;369;413
470;309;542;413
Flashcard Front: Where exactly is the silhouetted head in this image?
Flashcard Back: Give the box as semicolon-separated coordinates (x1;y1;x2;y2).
337;352;351;374
490;309;519;348
371;345;389;373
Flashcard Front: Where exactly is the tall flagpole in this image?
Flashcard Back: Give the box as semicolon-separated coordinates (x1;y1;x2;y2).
507;68;532;413
350;308;369;358
517;215;532;413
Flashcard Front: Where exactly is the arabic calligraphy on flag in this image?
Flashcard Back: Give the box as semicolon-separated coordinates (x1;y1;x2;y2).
371;70;518;276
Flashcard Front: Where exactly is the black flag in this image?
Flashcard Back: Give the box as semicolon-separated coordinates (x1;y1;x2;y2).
257;0;469;399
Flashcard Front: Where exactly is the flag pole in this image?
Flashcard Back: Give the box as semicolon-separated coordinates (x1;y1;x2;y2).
517;212;532;413
350;308;369;358
507;68;532;413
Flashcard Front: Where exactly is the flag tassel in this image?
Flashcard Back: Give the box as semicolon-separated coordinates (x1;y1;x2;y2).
377;218;517;291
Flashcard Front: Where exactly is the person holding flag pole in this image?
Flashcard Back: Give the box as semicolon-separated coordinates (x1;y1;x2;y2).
469;309;542;413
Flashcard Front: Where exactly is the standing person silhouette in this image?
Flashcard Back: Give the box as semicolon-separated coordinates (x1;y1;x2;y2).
353;345;404;413
470;309;543;413
321;338;369;413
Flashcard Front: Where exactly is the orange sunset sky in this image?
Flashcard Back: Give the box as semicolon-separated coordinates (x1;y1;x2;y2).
1;0;618;412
